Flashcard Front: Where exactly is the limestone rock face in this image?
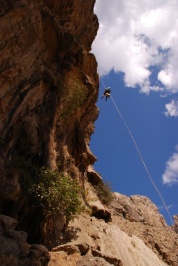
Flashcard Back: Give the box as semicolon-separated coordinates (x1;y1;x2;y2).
0;0;98;172
0;214;50;266
49;214;168;266
110;193;178;266
111;193;167;226
173;215;178;233
48;194;178;266
0;0;98;245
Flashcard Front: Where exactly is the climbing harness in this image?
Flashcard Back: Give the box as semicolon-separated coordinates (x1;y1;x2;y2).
100;78;174;225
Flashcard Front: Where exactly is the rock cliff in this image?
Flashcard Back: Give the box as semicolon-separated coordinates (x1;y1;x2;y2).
0;0;98;246
0;1;178;266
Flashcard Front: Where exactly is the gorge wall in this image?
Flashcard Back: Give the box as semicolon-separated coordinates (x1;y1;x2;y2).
0;0;178;265
0;0;98;245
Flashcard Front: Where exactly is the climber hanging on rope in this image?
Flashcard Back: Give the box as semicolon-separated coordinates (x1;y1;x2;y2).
101;87;111;101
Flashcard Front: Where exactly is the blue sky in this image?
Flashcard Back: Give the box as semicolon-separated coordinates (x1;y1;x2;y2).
91;0;178;225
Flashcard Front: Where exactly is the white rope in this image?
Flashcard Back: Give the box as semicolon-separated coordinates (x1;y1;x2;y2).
100;78;173;225
100;78;106;89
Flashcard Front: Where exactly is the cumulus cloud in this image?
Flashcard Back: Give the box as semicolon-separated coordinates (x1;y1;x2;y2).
164;100;178;117
93;0;178;94
162;146;178;185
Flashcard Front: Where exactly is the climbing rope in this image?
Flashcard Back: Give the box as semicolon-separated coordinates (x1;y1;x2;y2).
100;79;174;225
101;78;106;89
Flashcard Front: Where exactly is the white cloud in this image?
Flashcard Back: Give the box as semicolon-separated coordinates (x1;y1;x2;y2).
164;100;178;117
93;0;178;94
162;147;178;185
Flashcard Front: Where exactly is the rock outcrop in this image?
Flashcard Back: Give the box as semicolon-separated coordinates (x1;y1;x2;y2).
0;214;50;266
173;215;178;233
0;1;178;266
48;193;178;266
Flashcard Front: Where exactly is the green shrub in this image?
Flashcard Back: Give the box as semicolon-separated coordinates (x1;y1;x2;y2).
94;181;114;205
9;157;83;223
31;168;83;222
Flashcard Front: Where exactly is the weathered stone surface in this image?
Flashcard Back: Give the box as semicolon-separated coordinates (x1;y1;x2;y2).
89;200;111;222
0;0;99;246
52;242;89;256
87;165;102;185
48;193;178;266
112;193;167;226
52;244;80;254
0;214;50;266
0;0;98;170
49;213;169;266
49;251;80;266
29;244;50;262
77;255;113;266
91;249;122;266
0;214;18;230
110;193;178;266
173;215;178;233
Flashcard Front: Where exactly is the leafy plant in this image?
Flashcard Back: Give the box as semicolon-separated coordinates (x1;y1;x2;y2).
31;168;83;223
94;181;114;205
9;157;83;223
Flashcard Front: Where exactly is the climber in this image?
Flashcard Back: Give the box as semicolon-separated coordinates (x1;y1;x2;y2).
101;87;111;101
